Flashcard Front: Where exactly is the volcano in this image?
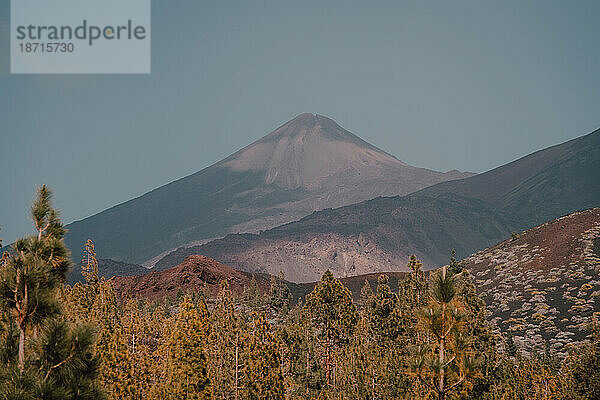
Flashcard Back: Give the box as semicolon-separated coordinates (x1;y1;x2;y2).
64;113;472;267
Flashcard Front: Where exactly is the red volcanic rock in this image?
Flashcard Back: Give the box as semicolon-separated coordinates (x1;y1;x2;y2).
112;255;270;301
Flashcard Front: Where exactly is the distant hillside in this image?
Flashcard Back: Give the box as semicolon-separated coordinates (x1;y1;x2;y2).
111;253;405;303
413;128;600;227
155;193;519;282
463;208;600;356
68;258;148;284
64;113;470;270
154;128;600;282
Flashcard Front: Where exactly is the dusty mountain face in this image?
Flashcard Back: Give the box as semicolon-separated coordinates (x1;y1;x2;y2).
154;193;520;282
64;113;471;269
464;208;600;357
221;113;468;193
153;128;600;282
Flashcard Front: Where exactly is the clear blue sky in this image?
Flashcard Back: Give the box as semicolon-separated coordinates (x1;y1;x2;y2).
1;0;599;243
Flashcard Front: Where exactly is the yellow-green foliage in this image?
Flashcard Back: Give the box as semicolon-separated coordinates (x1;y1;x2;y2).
161;295;211;399
243;313;285;399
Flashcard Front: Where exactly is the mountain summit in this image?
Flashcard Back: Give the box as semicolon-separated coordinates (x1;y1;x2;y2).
220;113;408;189
65;113;472;267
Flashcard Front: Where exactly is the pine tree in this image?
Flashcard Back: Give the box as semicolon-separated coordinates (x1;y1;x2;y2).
334;314;374;399
490;356;561;399
68;255;134;400
363;274;413;398
305;270;357;389
208;280;243;399
120;299;157;398
367;274;402;345
0;186;69;371
277;305;323;398
244;274;264;310
98;324;138;399
243;313;285;400
268;271;291;311
0;186;104;399
161;295;211;399
359;279;373;309
409;266;481;400
449;252;499;400
81;239;99;286
65;239;101;324
398;256;429;339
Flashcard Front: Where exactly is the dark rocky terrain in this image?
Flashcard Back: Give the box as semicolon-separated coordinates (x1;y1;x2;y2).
64;113;471;269
155;193;519;282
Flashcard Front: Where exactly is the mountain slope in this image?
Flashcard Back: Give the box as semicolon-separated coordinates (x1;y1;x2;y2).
64;113;471;266
463;208;600;356
413;128;600;226
153;129;600;282
155;193;520;282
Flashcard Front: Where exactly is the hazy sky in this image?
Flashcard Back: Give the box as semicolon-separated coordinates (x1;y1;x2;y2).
1;0;599;243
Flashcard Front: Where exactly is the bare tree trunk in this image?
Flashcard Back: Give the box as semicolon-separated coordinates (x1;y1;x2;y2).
372;365;376;400
16;277;27;373
439;336;445;398
439;303;446;400
235;332;239;400
18;325;25;372
306;349;310;395
333;357;336;390
326;342;332;387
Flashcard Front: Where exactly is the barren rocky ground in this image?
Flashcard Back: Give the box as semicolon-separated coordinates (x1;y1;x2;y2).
463;208;600;356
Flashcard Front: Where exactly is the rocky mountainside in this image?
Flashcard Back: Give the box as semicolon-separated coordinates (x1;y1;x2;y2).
155;193;519;282
414;128;600;227
154;128;600;282
463;208;600;356
64;113;471;268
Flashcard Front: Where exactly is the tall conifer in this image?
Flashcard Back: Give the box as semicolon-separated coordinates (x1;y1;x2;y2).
244;313;285;400
305;270;357;388
0;186;103;399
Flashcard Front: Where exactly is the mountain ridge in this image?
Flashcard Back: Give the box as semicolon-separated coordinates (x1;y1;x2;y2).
411;128;600;226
